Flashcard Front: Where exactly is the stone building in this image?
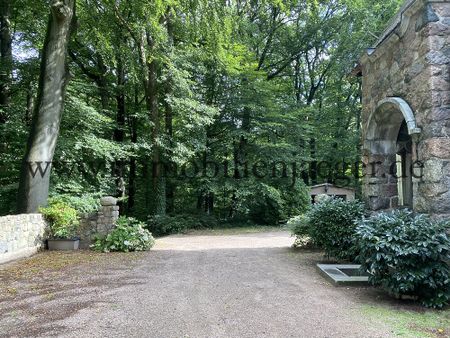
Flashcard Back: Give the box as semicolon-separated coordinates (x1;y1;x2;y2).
359;0;449;217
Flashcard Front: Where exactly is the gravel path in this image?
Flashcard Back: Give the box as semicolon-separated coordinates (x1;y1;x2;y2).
0;231;393;338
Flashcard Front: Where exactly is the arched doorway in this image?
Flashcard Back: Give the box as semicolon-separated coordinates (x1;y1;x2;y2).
396;121;413;207
363;97;421;210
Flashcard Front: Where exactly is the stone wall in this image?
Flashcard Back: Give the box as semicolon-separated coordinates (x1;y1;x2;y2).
417;1;450;216
0;214;48;264
0;196;120;263
78;196;120;248
360;0;450;217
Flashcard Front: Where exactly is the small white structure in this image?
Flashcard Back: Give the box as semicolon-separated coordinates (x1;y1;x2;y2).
310;183;356;204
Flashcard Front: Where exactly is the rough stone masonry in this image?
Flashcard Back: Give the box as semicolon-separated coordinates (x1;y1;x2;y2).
360;0;450;218
0;214;47;264
0;196;120;263
77;196;120;248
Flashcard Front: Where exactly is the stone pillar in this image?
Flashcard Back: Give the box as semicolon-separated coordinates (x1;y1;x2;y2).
78;196;120;248
415;138;450;215
414;1;450;217
97;196;120;235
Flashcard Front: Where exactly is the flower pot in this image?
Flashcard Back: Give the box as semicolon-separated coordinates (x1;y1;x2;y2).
47;239;80;251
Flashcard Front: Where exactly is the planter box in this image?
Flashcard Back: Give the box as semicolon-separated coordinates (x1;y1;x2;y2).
48;239;80;251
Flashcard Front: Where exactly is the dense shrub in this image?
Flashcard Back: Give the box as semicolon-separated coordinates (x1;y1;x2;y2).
147;214;218;236
40;201;79;239
287;215;310;236
286;214;313;247
248;182;310;225
92;217;155;252
48;194;101;214
293;197;365;260
248;184;284;225
281;181;311;218
355;210;450;308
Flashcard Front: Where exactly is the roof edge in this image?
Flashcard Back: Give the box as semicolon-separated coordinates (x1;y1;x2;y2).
373;0;417;49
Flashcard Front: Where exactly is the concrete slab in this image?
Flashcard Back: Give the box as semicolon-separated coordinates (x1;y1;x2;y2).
316;264;370;286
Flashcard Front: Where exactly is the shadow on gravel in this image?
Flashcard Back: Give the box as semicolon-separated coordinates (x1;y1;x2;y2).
0;234;442;338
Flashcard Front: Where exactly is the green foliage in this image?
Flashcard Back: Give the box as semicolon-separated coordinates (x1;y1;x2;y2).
248;184;285;225
218;180;310;226
92;217;155;253
147;214;190;236
48;194;101;214
355;210;450;308
147;214;219;237
306;197;365;260
281;181;311;218
286;214;314;247
287;215;310;237
39;202;79;239
1;0;402;230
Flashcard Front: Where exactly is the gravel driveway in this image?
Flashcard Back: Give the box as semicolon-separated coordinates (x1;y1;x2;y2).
0;230;393;338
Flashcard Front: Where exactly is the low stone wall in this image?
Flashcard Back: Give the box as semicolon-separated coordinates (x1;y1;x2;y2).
0;214;48;264
78;196;120;248
0;197;120;263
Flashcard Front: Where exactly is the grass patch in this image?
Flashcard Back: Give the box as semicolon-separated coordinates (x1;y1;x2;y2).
361;305;450;337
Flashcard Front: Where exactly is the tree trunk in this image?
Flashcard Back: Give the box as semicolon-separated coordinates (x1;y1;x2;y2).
229;106;251;216
96;55;108;111
147;55;166;215
0;0;12;122
113;54;126;207
145;30;165;216
309;138;318;185
127;85;139;213
17;0;75;213
164;10;175;214
165;91;174;213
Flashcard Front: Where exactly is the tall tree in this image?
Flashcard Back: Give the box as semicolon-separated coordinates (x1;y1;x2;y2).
111;1;167;215
17;0;75;213
0;0;403;220
0;0;12;122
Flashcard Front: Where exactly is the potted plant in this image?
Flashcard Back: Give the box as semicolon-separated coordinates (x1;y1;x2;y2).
40;201;80;250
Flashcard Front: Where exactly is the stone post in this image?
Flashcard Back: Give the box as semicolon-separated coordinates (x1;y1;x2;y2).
98;196;120;235
78;196;120;248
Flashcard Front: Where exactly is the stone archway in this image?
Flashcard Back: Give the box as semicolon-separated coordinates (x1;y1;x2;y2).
363;97;421;211
359;0;449;217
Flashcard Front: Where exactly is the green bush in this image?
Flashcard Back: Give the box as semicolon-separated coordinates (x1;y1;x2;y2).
248;184;284;225
307;197;365;260
355;210;450;308
40;201;79;239
248;181;310;225
196;214;220;229
147;215;190;236
287;214;310;236
147;214;218;236
286;214;313;247
92;217;155;252
48;194;101;214
281;181;311;218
